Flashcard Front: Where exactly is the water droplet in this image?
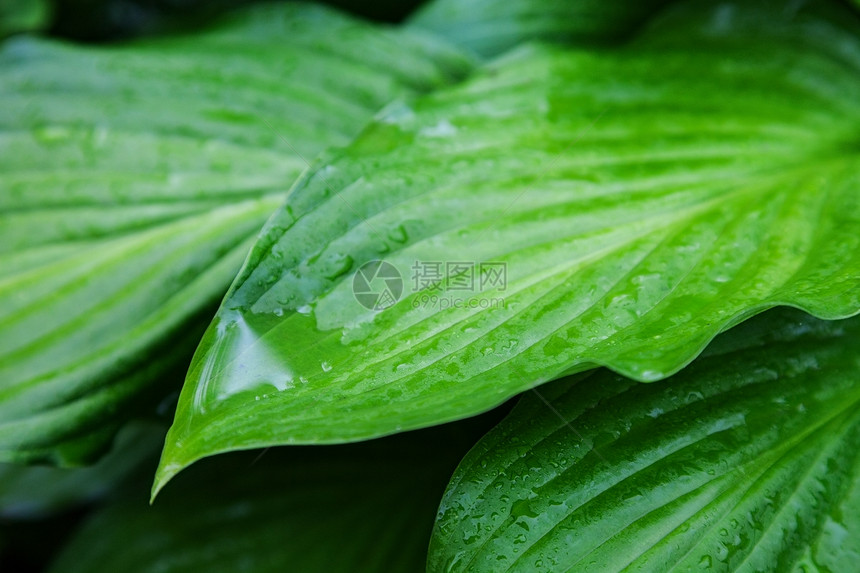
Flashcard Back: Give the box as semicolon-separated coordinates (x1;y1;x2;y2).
387;225;408;244
463;532;480;545
324;254;353;280
511;499;540;520
647;407;663;418
419;119;458;138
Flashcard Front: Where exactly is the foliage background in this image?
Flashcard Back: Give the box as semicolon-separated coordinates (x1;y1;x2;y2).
2;0;860;571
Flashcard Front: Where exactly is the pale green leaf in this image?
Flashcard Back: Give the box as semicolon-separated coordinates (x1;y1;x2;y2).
409;0;669;57
429;308;860;572
0;3;471;465
155;0;860;493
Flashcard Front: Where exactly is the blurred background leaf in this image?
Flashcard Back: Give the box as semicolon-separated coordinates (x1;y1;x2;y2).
408;0;672;57
40;0;429;42
47;413;507;573
0;0;51;38
0;421;165;520
0;421;166;572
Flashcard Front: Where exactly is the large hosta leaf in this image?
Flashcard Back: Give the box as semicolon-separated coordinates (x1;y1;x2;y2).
429;308;860;572
50;424;484;573
409;0;669;57
0;3;471;465
155;0;860;492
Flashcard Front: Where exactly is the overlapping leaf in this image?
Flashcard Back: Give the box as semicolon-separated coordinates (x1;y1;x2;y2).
429;308;860;572
409;0;669;57
156;0;860;492
0;3;471;465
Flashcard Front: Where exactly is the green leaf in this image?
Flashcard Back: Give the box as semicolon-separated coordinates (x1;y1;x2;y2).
156;0;860;493
49;425;482;573
409;0;669;57
0;3;471;465
429;308;860;572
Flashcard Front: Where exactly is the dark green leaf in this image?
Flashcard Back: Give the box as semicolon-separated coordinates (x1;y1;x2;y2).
50;424;484;573
0;3;471;465
429;308;860;572
0;421;164;519
156;0;860;493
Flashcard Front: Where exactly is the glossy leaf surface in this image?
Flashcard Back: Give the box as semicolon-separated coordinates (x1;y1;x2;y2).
51;425;482;573
430;308;860;572
157;0;860;492
409;0;669;57
0;3;471;465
